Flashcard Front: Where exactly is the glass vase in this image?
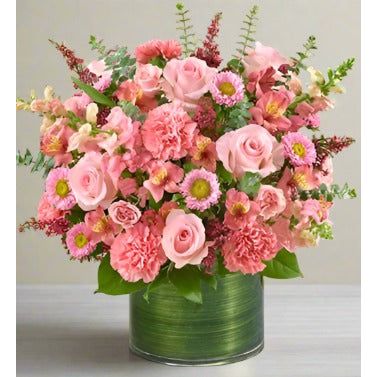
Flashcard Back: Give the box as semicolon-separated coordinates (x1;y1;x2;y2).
129;272;264;365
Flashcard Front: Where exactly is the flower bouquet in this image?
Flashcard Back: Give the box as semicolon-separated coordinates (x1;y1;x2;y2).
17;2;356;365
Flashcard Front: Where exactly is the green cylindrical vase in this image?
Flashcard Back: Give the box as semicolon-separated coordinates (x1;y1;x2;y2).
129;273;264;366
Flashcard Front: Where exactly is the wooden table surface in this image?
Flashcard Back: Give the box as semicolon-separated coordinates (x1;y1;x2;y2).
17;284;360;377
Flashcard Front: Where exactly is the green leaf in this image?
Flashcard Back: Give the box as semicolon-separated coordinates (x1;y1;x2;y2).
148;195;163;211
119;100;146;122
96;253;146;295
216;163;234;185
262;248;303;279
237;172;261;196
183;161;195;173
200;272;217;290
168;265;203;304
214;253;232;277
31;152;45;173
143;267;169;302
66;205;85;225
71;77;116;107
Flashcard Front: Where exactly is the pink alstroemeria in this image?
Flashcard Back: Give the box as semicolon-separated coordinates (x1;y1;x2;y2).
246;67;276;98
223;188;260;230
249;90;292;133
144;162;184;202
84;207;121;246
190;135;217;172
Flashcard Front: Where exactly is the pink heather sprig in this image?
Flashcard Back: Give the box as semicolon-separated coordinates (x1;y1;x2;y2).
192;97;217;129
18;217;70;237
193;12;222;68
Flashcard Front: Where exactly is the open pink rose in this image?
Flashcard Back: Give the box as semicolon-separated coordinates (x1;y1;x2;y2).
216;124;283;178
161;57;217;109
134;63;162;98
68;151;117;211
108;200;141;229
161;209;211;268
255;185;286;220
242;41;290;76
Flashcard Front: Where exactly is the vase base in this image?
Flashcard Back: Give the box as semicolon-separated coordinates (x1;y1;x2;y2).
129;341;264;366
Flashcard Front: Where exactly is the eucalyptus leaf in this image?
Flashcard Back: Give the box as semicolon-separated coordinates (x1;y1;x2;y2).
237;172;261;196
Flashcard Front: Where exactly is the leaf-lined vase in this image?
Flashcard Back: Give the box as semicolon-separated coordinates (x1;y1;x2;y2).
129;272;264;365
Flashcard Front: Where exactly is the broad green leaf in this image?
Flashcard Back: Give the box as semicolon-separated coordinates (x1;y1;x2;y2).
262;248;303;279
237;172;261;196
66;205;85;225
96;253;146;295
143;267;169;302
71;77;116;107
168;265;203;304
200;272;217;290
213;253;232;277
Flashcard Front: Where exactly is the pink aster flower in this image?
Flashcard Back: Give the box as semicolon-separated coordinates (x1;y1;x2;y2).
224;188;259;230
209;71;244;107
180;168;220;212
141;102;197;161
190;134;217;172
249;90;292;133
222;222;278;275
110;222;167;283
282;132;317;166
144;161;184;202
45;167;76;210
66;222;97;259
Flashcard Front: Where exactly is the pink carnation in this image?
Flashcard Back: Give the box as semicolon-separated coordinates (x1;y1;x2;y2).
135;39;182;64
45;167;76;210
66;223;97;259
37;192;65;222
110;223;167;283
282;132;317;166
222;222;278;274
141;102;197;161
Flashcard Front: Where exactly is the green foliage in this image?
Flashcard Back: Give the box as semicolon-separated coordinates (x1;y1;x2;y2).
96;253;146;295
290;35;317;74
237;172;261;197
71;77;116;107
143;267;169;302
16;149;55;177
149;56;167;69
183;161;195;173
299;183;357;201
223;100;252;132
148;195;163;211
227;58;245;74
311;222;333;240
104;47;137;83
171;193;186;209
214;253;232;277
88;35;108;57
176;3;196;56
233;5;259;60
216;163;234;186
262;248;303;279
168;264;203;304
201;272;217;290
119;101;146;122
66;205;85;225
320;58;355;95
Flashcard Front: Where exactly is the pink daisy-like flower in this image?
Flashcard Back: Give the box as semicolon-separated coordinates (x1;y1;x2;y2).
45;168;76;210
66;223;97;259
282;132;317;167
209;71;244;107
180;168;221;212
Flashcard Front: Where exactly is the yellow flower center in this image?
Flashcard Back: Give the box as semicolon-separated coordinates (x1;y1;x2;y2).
74;233;88;248
190;178;211;200
265;101;284;118
292;143;306;157
151;168;168;186
55;179;70;198
92;217;108;233
193;137;211;160
219;82;236;96
292;173;310;190
230;202;249;216
46;136;63;153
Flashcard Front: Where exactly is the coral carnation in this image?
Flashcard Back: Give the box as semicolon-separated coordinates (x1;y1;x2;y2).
110;223;167;283
141;102;197;161
222;222;278;274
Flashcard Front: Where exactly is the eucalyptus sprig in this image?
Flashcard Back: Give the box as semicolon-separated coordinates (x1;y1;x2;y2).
89;35;108;57
176;3;196;57
290;35;317;74
16;149;55;177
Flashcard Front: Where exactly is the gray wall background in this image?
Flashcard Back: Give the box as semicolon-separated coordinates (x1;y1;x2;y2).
16;0;360;284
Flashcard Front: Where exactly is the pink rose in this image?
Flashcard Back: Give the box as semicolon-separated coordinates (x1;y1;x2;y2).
134;64;162;98
216;124;283;178
68;151;117;211
242;41;290;76
161;209;211;268
255;185;286;220
161;57;217;109
108;200;141;229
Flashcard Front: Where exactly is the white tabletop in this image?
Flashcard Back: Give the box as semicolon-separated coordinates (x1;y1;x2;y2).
17;284;360;377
